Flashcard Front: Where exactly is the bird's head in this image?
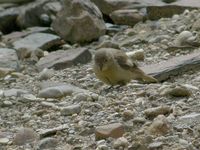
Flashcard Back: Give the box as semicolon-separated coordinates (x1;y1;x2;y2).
94;49;112;71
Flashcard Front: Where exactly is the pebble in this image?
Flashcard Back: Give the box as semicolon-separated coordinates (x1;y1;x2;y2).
0;138;9;144
60;104;81;116
148;115;171;136
37;137;58;149
95;123;124;140
113;137;129;149
38;68;54;80
13;128;38;146
144;105;171;118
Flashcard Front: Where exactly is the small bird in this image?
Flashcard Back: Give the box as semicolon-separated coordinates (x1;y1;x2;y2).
93;48;158;86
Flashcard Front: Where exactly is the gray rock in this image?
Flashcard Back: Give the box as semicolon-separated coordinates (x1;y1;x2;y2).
91;0;144;16
147;115;171;136
174;30;196;46
39;124;69;138
174;113;200;129
52;0;106;43
0;67;14;78
12;33;61;51
142;51;200;81
17;0;62;28
38;83;85;98
36;48;92;71
37;137;58;150
0;7;19;34
113;137;129;149
38;68;54;80
160;85;191;97
0;48;19;70
60;104;81;116
0;0;35;4
3;89;28;97
2;26;55;44
144;105;171;118
110;9;144;26
13;128;38;146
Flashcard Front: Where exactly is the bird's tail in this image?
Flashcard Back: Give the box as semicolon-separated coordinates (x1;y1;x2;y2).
132;67;158;83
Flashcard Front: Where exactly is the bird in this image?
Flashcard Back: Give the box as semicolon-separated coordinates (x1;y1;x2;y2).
93;48;158;86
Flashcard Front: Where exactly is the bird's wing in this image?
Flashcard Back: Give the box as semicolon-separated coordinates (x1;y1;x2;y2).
114;51;137;70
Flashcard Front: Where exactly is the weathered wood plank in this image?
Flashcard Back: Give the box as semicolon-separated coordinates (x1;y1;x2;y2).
141;52;200;81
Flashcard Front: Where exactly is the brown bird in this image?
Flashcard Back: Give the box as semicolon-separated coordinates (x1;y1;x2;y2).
93;48;158;86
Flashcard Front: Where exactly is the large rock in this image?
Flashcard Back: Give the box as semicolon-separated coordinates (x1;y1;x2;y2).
92;0;200;21
0;48;19;70
36;48;92;71
12;32;62;52
2;27;54;44
110;9;144;26
91;0;146;16
142;51;200;81
52;0;106;43
17;0;62;28
0;7;20;34
0;0;35;4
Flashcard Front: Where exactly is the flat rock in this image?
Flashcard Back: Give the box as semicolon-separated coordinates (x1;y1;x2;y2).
37;137;58;150
174;113;200;129
52;0;106;43
2;27;55;44
36;48;92;71
142;51;200;81
95;123;124;140
0;48;19;70
110;9;144;26
0;0;35;4
3;88;28;97
12;33;62;51
38;82;86;98
144;105;171;118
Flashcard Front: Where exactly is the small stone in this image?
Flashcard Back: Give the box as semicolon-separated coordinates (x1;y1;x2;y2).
148;141;163;149
0;138;9;144
38;84;84;98
161;85;191;97
73;92;90;102
13;128;38;146
38;68;54;80
174;30;195;46
126;49;145;61
96;40;119;49
21;94;37;102
122;110;135;120
96;144;109;150
62;44;72;50
60;104;81;116
148;115;171;136
95;123;124;140
144;105;171;118
113;137;129;149
3;89;28;97
0;67;14;78
37;137;58;149
2;100;12;106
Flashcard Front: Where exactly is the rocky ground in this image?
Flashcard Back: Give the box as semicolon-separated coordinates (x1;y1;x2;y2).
1;0;200;150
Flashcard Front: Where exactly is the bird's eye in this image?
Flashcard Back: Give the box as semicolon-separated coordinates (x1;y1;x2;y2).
103;59;107;62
